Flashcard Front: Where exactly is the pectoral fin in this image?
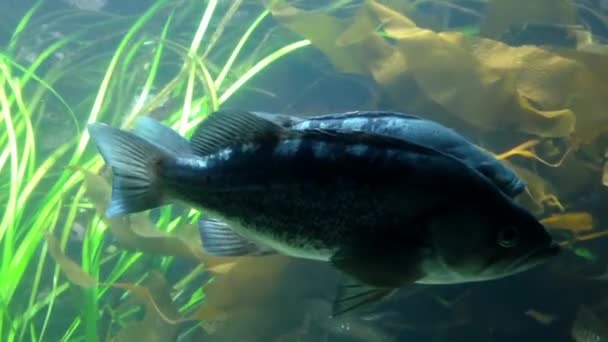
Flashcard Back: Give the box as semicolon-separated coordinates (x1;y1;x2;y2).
330;242;426;288
198;218;276;257
329;242;424;316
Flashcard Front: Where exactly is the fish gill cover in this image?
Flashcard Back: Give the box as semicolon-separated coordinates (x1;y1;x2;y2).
1;0;608;341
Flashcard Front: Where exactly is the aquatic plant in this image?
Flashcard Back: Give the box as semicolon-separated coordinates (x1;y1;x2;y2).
0;0;311;340
3;0;608;340
269;0;608;263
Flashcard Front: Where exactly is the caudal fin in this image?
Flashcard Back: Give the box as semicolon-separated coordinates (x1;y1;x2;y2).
87;122;171;218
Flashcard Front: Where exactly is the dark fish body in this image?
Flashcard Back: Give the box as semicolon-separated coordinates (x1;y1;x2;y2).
87;110;559;314
255;110;525;198
164;132;509;262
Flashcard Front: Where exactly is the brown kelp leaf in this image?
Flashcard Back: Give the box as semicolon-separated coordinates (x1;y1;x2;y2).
108;215;207;261
570;231;608;243
268;1;367;75
49;231;296;326
192;254;292;320
480;0;578;39
541;212;594;233
504;163;561;215
207;261;239;275
604;160;608;187
496;140;542;161
192;257;340;342
494;140;588;198
558;229;608;249
497;138;596;202
44;234;96;287
46;236;192;335
113;272;180;342
195;251;255;277
74;166;207;261
496;139;573;169
269;1;457;127
68;166;110;206
542;155;598;199
271;0;608;143
557;49;608;85
47;230;306;338
376;11;575;138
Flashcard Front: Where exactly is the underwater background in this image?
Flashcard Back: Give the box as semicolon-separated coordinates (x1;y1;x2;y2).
1;0;608;341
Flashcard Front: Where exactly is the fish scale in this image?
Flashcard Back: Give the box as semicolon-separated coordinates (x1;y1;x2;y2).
163;136;451;258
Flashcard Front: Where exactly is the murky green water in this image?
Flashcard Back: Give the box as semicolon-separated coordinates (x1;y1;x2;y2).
1;1;607;341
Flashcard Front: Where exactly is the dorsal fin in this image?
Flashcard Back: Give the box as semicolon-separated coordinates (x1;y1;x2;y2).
306;110;423;122
189;110;285;156
190;110;426;157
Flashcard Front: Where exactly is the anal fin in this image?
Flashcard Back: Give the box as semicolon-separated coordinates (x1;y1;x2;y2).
198;217;276;257
332;281;396;317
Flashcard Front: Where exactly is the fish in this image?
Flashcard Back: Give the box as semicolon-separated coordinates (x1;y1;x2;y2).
571;305;608;342
252;110;525;198
87;109;560;315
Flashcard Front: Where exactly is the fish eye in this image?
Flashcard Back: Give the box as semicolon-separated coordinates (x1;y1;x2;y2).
497;226;519;248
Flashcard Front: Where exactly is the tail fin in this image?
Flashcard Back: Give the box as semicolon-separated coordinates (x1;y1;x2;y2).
87;122;172;218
